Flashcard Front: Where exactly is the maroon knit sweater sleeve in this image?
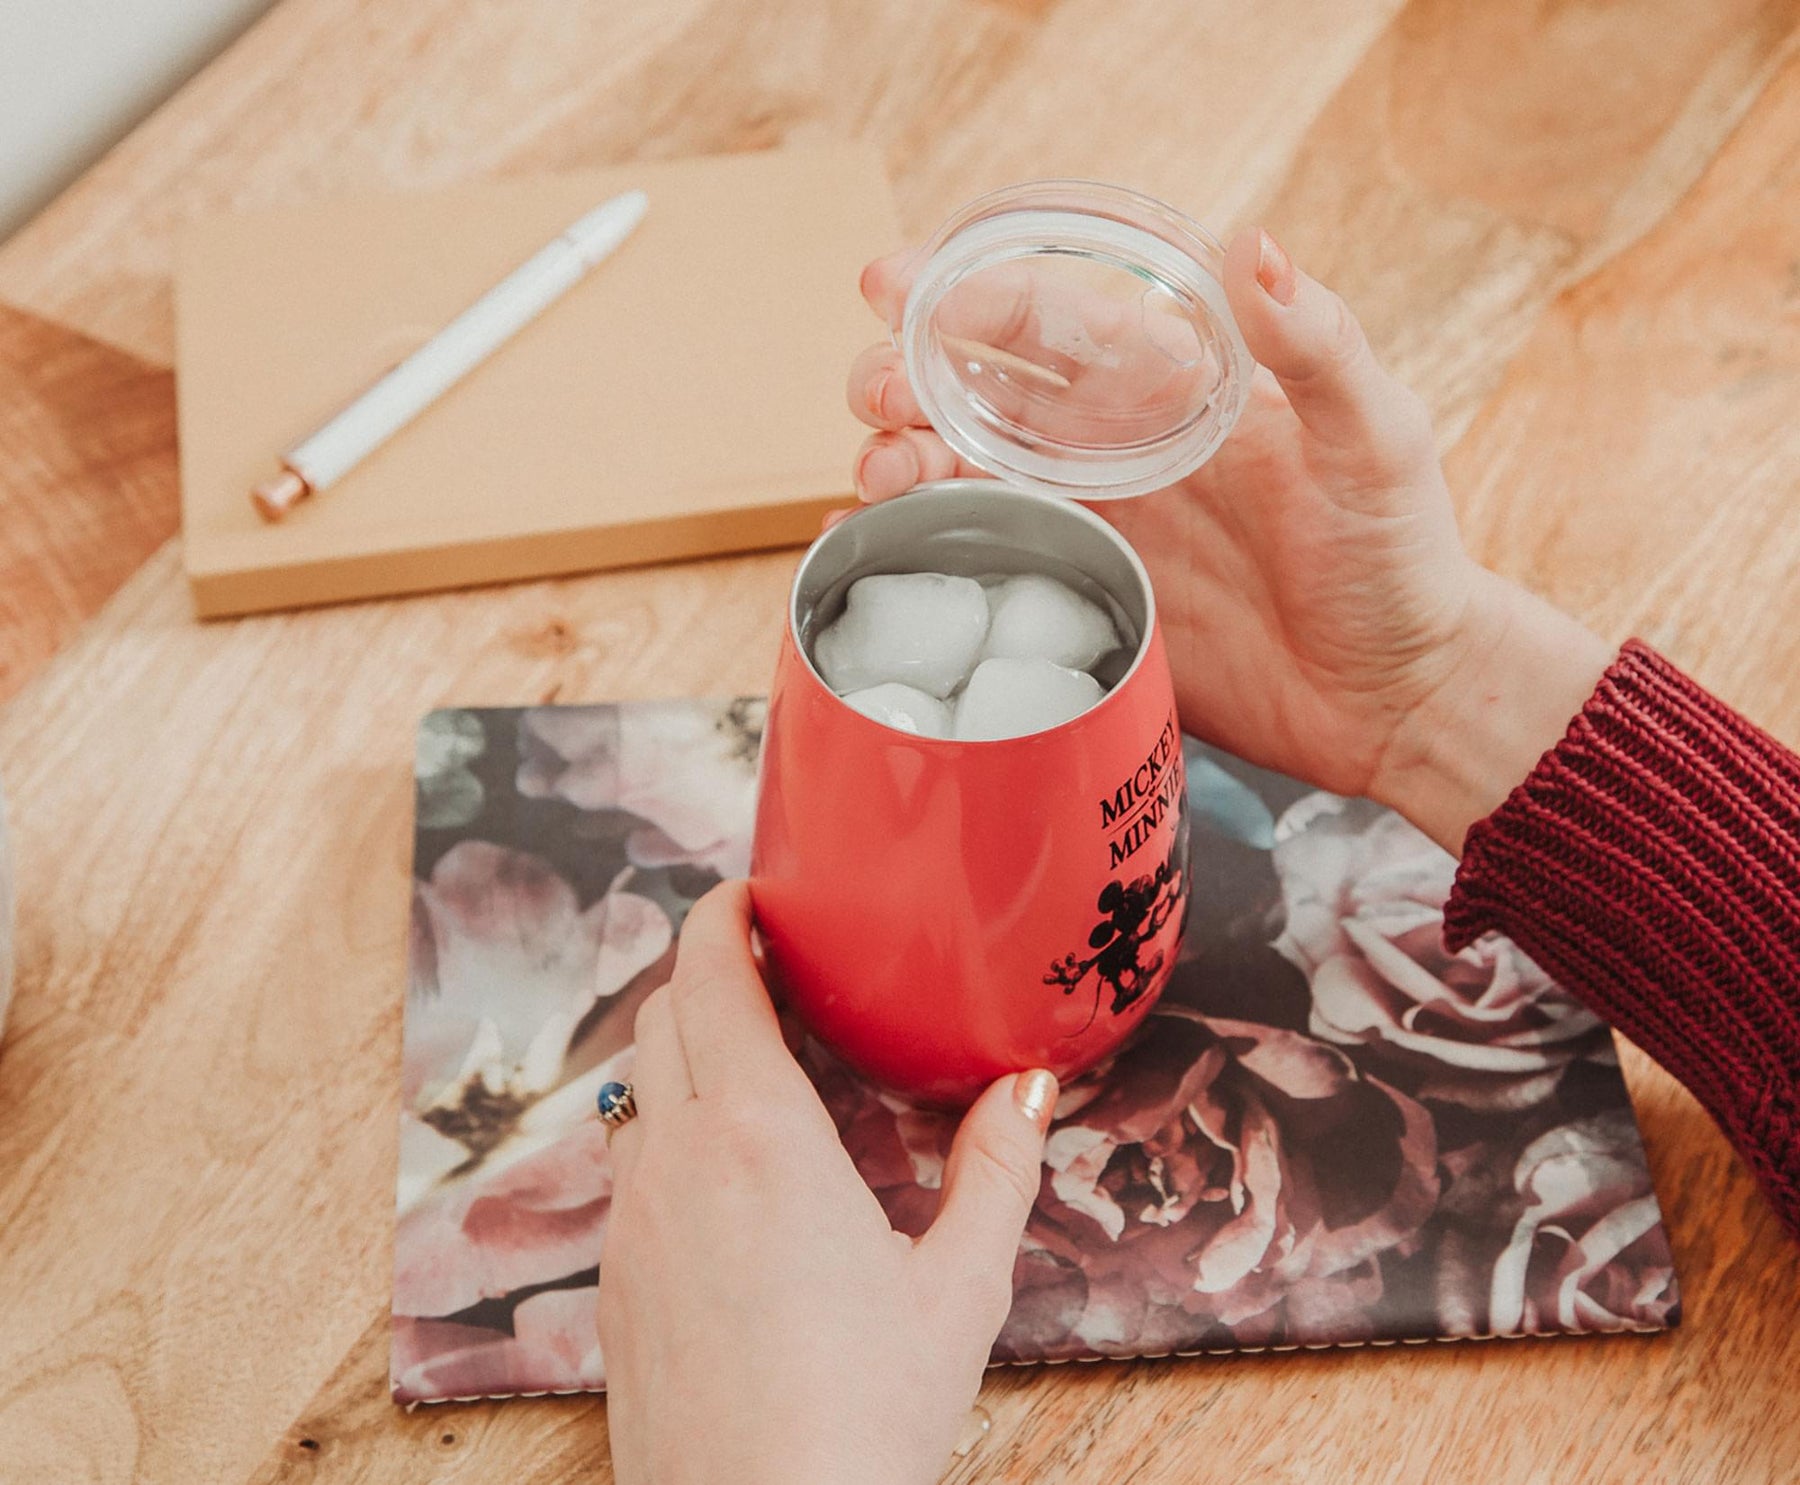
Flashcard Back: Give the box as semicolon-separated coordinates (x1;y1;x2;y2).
1444;640;1800;1238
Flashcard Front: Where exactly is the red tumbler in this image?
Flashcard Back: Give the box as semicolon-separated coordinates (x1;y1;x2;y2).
750;483;1189;1104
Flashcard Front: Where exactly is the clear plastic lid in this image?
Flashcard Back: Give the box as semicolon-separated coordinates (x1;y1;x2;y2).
897;182;1253;501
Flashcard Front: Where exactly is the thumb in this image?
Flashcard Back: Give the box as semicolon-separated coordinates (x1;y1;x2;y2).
915;1070;1057;1322
1222;225;1430;464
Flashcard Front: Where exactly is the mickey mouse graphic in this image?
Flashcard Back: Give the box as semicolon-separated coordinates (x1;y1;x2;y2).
1044;803;1190;1026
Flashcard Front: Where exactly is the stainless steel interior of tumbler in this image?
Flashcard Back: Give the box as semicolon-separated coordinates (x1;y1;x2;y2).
791;480;1154;690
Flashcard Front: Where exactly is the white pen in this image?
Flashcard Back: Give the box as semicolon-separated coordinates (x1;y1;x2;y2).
251;189;649;520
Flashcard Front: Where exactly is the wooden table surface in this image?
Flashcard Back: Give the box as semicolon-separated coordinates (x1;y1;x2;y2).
2;1;1798;1480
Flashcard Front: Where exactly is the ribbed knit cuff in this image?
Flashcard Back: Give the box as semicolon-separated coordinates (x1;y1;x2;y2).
1445;640;1800;1238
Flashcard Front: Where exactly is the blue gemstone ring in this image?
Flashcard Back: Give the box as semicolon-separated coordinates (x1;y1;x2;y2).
596;1080;638;1135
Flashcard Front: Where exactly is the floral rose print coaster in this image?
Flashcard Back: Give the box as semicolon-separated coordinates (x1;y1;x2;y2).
391;700;1678;1404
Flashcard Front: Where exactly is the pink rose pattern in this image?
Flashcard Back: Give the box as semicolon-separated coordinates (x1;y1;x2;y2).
1272;795;1614;1112
393;711;1678;1404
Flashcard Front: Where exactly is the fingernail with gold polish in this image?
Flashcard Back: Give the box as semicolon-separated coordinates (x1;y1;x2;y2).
1014;1069;1058;1130
1256;229;1298;306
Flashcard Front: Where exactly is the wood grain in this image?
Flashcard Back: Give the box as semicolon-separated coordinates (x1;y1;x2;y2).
1;0;1798;1481
1253;0;1800;446
0;304;177;701
1451;39;1800;736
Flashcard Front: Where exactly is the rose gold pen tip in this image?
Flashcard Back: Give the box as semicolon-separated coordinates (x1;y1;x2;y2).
251;469;310;521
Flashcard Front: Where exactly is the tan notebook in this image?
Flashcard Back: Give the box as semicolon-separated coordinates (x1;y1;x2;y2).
175;145;899;617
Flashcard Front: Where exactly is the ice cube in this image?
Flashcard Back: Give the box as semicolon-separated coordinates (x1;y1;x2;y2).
980;574;1119;672
813;573;989;699
954;657;1105;741
840;683;953;738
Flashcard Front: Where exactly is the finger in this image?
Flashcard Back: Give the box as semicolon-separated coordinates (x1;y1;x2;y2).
605;1103;646;1185
846;343;927;431
667;881;804;1095
853;428;988;503
862;251;1048;354
629;985;693;1116
914;1070;1056;1321
860;249;920;325
1222;226;1432;464
821;507;854;532
606;991;687;1189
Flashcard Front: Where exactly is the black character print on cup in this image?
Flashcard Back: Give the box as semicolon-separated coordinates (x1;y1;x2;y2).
1046;808;1190;1027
